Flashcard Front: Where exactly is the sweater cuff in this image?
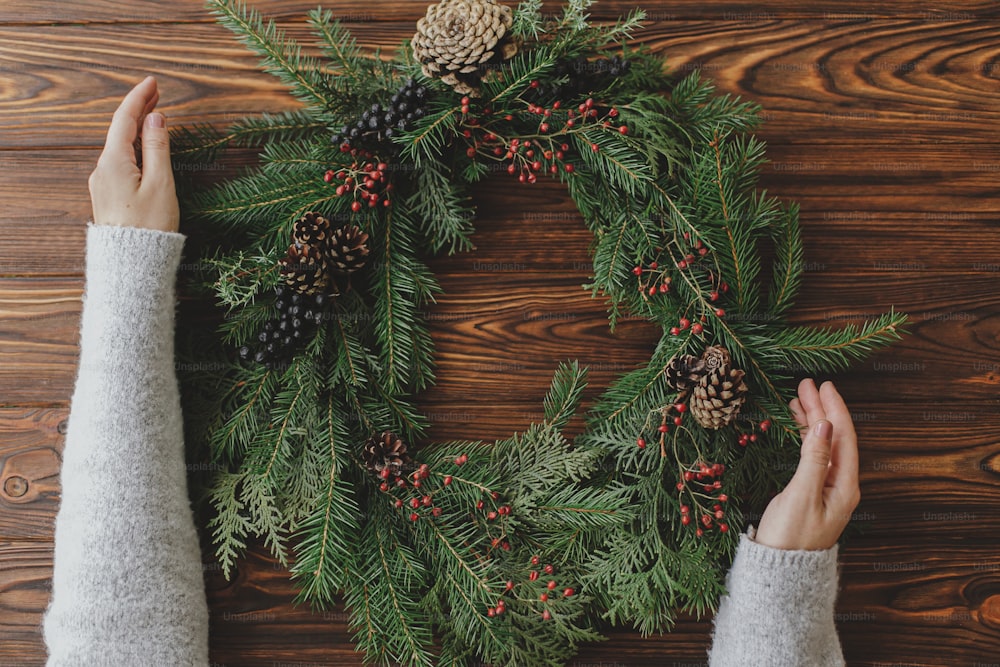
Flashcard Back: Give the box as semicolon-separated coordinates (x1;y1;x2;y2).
727;531;840;614
83;223;186;312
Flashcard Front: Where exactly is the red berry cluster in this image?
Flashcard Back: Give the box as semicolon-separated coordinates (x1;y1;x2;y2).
675;461;729;537
382;456;464;522
636;401;688;454
324;160;393;212
737;418;770;447
486;555;575;620
458;90;628;185
634;232;730;306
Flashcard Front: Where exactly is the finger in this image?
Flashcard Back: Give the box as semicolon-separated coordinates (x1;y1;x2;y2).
789;398;808;429
137;89;161;131
101;76;158;165
819;381;859;492
787;418;834;500
140;112;174;185
797;377;827;426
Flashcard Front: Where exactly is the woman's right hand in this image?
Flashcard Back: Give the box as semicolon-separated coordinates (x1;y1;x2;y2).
89;76;179;233
753;378;861;551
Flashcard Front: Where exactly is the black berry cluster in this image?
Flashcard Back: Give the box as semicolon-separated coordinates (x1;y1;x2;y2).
528;56;631;103
239;286;329;370
331;78;430;153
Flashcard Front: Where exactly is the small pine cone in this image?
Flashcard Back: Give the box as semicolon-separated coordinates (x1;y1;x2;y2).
363;431;413;479
664;354;705;391
278;242;332;295
689;346;748;430
412;0;519;97
328;224;370;275
292;212;333;247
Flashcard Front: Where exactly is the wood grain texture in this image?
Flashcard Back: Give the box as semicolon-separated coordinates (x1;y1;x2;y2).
1;0;1000;665
2;0;999;24
2;19;1000;147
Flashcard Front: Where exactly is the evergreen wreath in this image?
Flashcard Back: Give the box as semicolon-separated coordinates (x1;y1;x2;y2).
173;0;908;664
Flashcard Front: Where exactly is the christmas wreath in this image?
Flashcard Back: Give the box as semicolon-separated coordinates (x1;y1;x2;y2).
173;1;908;665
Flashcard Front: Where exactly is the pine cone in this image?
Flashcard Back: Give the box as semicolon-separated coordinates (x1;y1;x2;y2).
412;0;519;97
328;224;370;275
363;431;413;479
292;212;333;247
664;354;705;392
689;346;748;430
278;242;333;295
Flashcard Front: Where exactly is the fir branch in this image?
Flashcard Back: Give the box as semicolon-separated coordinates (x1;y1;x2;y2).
767;203;804;318
542;361;588;431
208;0;330;109
512;0;545;40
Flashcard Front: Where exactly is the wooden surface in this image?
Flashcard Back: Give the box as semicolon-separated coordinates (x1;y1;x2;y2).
1;1;999;665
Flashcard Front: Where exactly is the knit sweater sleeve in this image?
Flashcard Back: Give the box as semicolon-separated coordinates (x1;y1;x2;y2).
708;532;846;667
43;223;210;666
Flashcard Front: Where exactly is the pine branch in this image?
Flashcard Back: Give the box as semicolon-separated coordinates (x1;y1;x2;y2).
542;361;588;431
208;0;330;110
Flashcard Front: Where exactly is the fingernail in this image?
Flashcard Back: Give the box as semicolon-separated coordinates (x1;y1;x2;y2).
145;112;165;129
813;419;832;440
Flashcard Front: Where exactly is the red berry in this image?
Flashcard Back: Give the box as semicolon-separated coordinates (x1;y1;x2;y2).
394;499;403;508
609;108;619;117
680;505;690;514
324;171;335;183
681;515;691;525
699;247;708;256
564;164;574;173
410;497;420;509
444;475;453;486
379;482;389;492
531;555;540;565
673;416;683;426
410;512;419;521
561;143;569;151
692;323;704;335
720;523;729;533
619;125;629;135
677;260;687;269
591;143;599;152
696;528;704;537
477;500;485;509
684;471;694;481
529;80;539;89
675;403;687;413
553;101;561;110
632;266;643;276
540;123;550;132
679;318;690;330
506;580;515;591
540;593;549;602
432;506;443;517
379;468;391;479
547;580;557;590
648;286;657;296
710;291;719;301
487;607;496;617
487;511;498;520
530;570;539;581
760;420;771;432
658;424;668;433
544;564;554;574
422;495;433;507
461;96;470;105
637;437;646;449
670;327;680;336
507;164;517;175
461;105;470;114
495;603;504;614
532;161;542;171
659;283;669;293
676;482;684;491
564;587;574;597
351;201;362;212
719;494;729;502
715;509;725;519
715;308;726;317
542;610;552;621
396;478;406;487
750;434;758;443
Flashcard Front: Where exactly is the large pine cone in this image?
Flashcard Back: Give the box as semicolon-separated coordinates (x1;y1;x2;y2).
412;0;519;97
278;242;333;295
689;346;748;430
328;224;370;275
664;354;706;392
292;212;333;248
363;431;413;479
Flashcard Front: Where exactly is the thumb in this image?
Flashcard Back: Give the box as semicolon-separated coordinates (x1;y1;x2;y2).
140;112;173;183
788;419;833;498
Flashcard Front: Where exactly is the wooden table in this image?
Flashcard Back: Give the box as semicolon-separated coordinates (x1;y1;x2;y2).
2;1;999;665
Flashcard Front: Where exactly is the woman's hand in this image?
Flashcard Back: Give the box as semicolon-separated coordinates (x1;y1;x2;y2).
754;378;861;551
89;76;179;232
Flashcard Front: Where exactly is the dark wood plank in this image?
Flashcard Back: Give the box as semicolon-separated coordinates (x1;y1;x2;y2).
2;0;999;24
5;539;1000;667
0;410;63;542
2;20;1000;147
1;145;999;275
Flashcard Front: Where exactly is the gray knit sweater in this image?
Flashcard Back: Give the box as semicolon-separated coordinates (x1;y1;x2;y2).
42;223;845;666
